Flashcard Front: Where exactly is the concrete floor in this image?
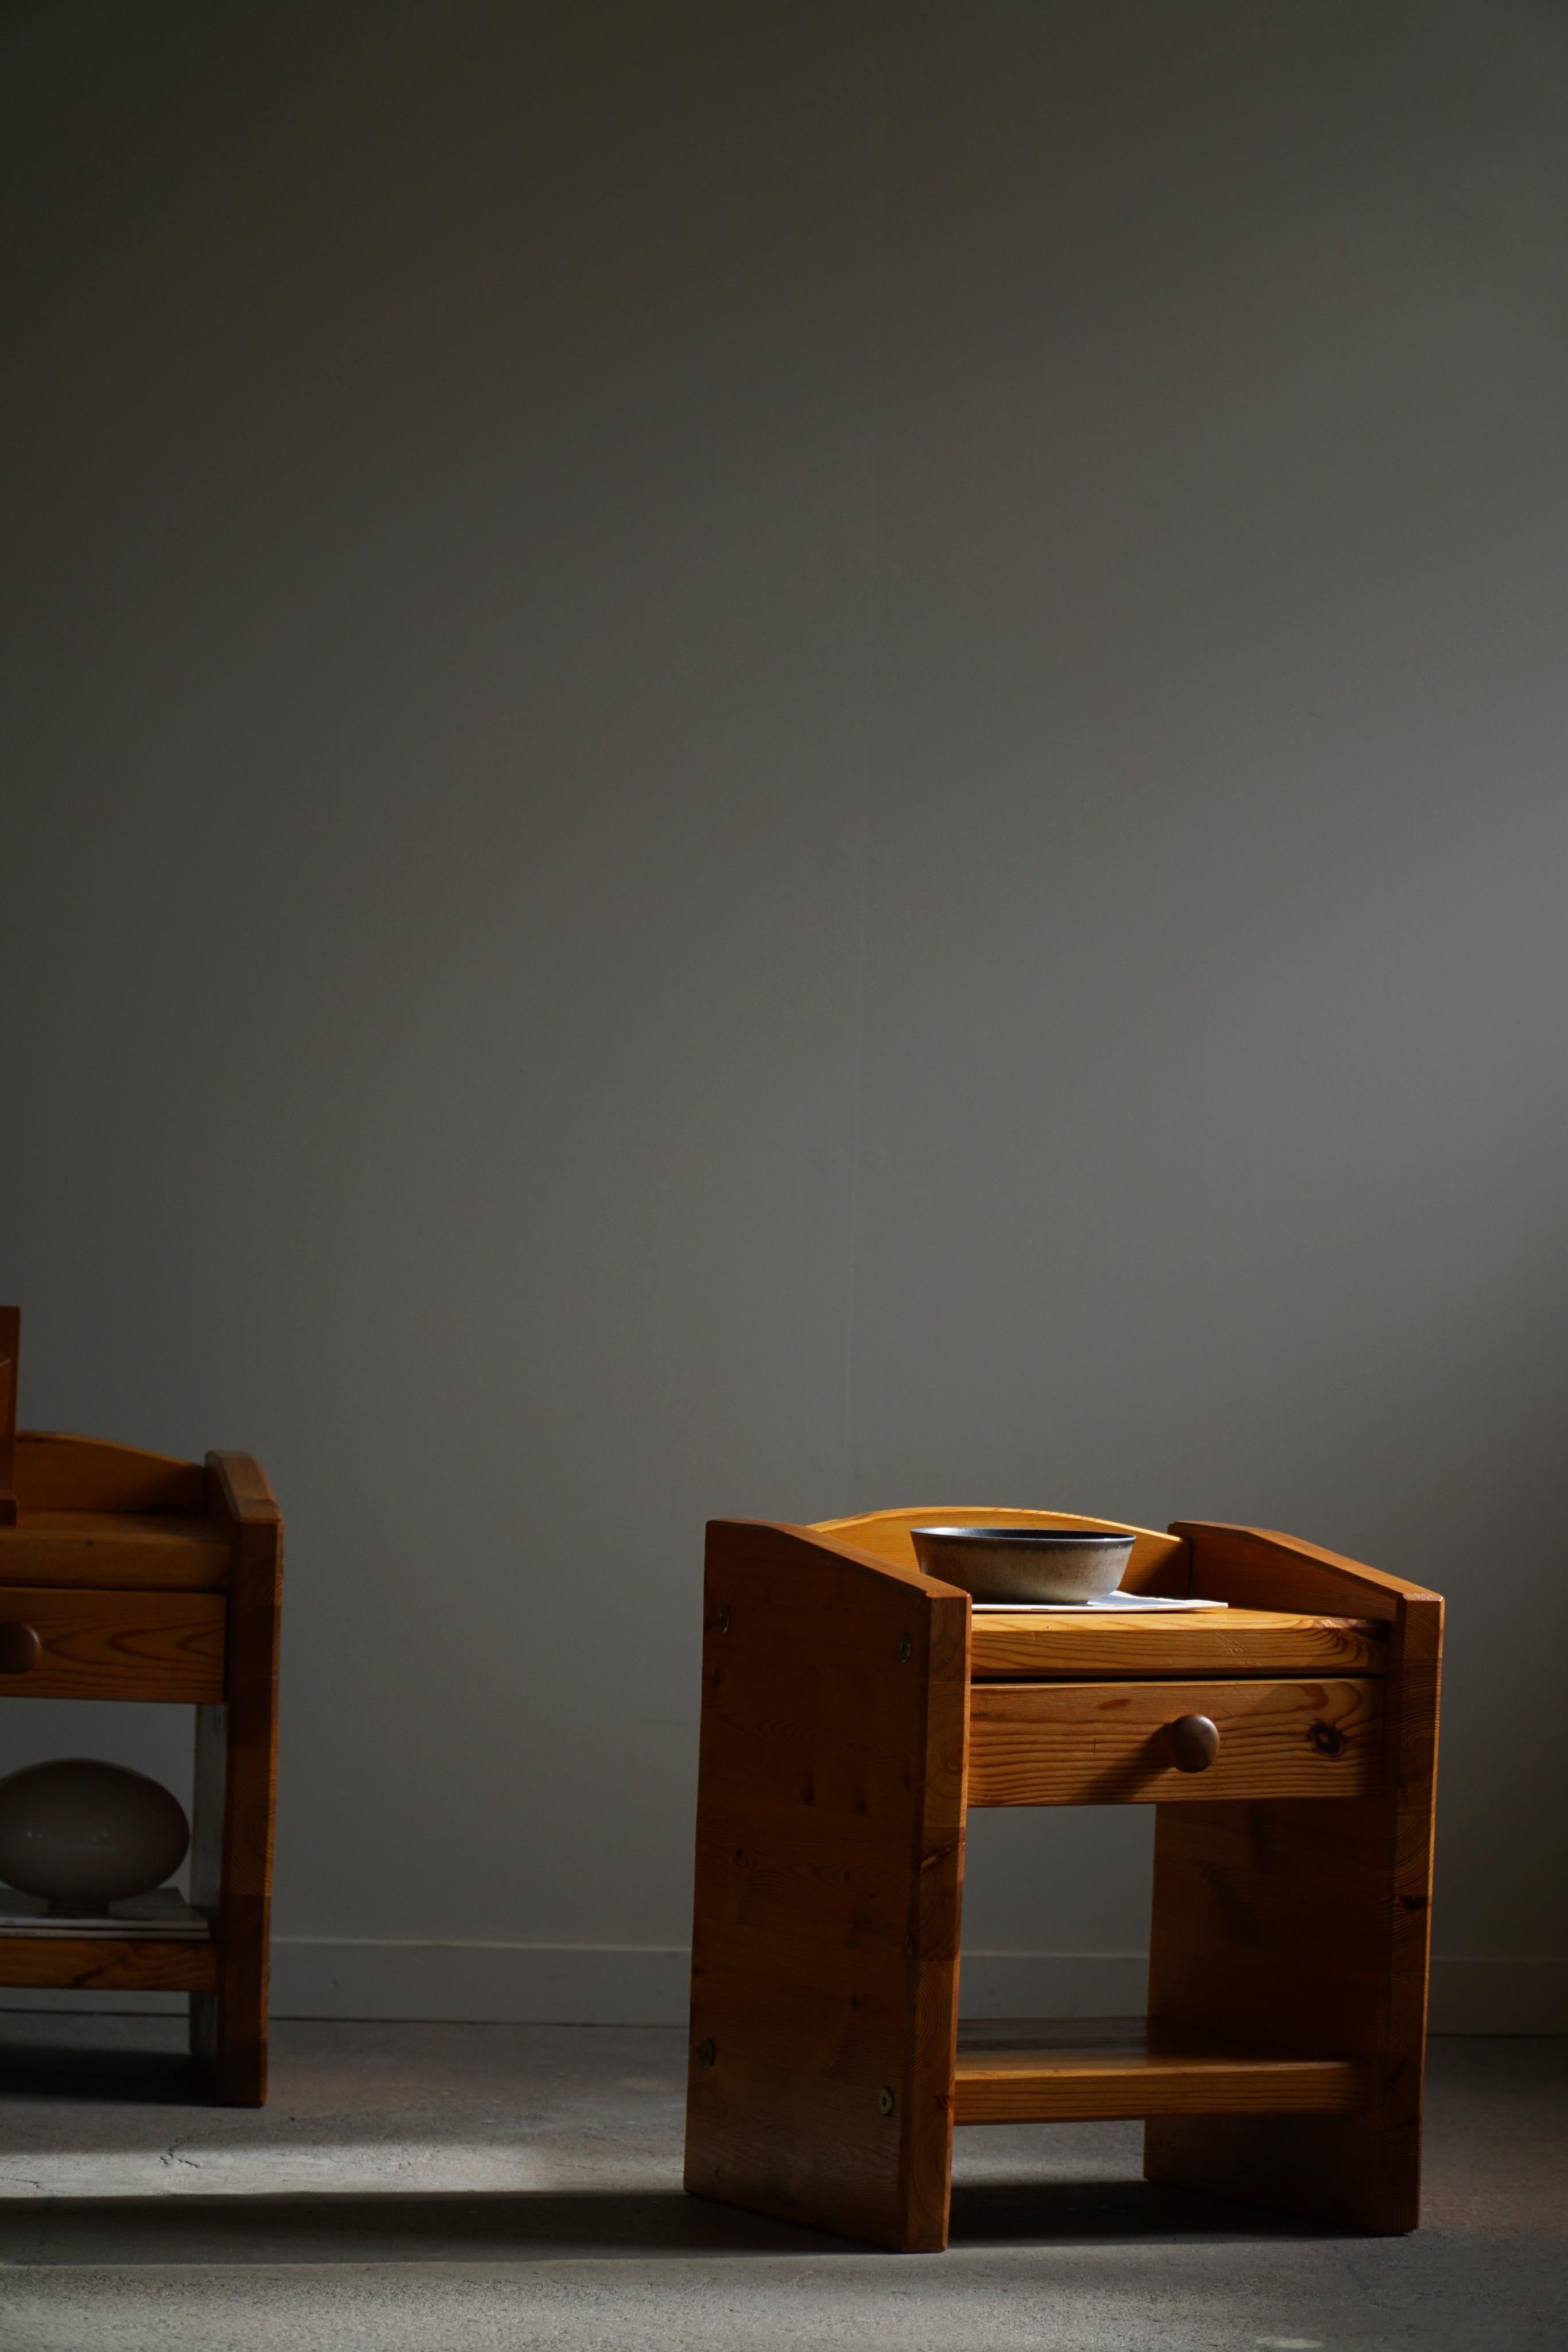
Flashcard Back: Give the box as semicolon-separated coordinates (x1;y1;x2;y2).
0;2020;1562;2350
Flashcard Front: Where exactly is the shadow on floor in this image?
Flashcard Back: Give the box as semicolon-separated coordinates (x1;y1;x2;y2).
0;2041;205;2107
0;2181;1337;2266
947;2176;1331;2246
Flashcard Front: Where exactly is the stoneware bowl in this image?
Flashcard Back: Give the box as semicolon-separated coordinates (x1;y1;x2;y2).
0;1758;189;1912
910;1525;1136;1604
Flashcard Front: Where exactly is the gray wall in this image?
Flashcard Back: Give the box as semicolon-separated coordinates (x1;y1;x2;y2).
3;0;1566;2029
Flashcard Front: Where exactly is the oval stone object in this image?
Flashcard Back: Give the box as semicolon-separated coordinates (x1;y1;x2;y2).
911;1525;1136;1603
0;1758;189;1907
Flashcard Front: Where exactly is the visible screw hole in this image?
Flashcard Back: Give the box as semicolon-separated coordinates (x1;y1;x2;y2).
878;2086;896;2117
715;1606;731;1635
697;2038;717;2068
897;1633;912;1662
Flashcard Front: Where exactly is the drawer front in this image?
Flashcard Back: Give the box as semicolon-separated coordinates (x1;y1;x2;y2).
967;1677;1380;1806
0;1587;225;1703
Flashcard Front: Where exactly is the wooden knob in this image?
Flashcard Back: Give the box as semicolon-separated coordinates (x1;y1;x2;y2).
1168;1713;1219;1773
0;1622;40;1676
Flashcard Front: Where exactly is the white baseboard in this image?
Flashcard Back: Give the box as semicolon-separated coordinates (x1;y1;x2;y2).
3;1944;1563;2031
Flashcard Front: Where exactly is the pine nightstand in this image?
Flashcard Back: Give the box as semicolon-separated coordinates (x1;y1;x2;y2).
0;1318;282;2105
684;1506;1441;2250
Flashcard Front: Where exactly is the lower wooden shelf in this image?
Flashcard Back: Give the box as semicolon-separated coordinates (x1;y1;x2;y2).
953;2018;1367;2126
0;1933;215;1992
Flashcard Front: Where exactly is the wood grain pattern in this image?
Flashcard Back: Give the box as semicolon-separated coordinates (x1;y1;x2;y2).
953;2019;1365;2123
0;1309;19;1528
0;1936;216;1991
684;1519;969;2251
14;1430;208;1517
188;1452;282;2108
0;1512;231;1592
815;1506;1190;1597
683;1507;1440;2247
970;1609;1386;1680
967;1677;1381;1806
1145;1531;1441;2231
1166;1521;1434;1623
0;1585;224;1702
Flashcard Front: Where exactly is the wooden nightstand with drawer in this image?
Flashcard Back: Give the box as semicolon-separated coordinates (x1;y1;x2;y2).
683;1507;1441;2250
0;1391;282;2106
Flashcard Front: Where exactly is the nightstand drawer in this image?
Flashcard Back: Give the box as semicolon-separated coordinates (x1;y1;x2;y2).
0;1586;226;1703
967;1677;1381;1806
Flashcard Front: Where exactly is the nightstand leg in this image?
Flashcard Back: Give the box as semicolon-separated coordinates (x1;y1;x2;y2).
1143;1796;1418;2227
188;1701;271;2105
189;1455;283;2106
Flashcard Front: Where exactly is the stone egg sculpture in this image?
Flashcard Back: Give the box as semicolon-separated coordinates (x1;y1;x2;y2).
0;1758;189;1911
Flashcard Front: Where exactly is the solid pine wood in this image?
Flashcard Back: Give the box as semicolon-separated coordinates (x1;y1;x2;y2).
0;1936;216;1992
188;1450;283;2107
686;1509;1441;2249
970;1608;1386;1680
684;1519;969;2252
0;1511;231;1591
13;1430;209;1517
953;2017;1365;2124
1143;1521;1442;2232
1164;1519;1431;1622
0;1410;282;2110
0;1586;225;1702
967;1676;1381;1806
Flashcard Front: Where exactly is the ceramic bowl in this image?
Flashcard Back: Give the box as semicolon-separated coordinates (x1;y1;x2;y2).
0;1758;189;1910
909;1525;1135;1603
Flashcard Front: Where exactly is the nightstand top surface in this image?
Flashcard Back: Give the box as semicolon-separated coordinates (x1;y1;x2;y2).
969;1604;1387;1678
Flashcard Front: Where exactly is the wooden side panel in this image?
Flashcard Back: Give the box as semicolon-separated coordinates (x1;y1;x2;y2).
1145;1589;1442;2231
0;1587;225;1702
15;1431;207;1516
970;1610;1387;1680
189;1452;282;2107
0;1937;216;1991
815;1507;1190;1596
684;1520;969;2251
0;1309;19;1528
968;1678;1381;1806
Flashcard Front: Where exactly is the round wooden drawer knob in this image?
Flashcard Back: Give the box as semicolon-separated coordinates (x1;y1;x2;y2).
0;1622;40;1676
1168;1713;1220;1773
